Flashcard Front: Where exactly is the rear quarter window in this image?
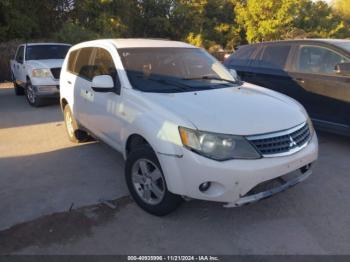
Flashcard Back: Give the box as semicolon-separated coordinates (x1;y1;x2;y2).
227;45;256;66
67;50;79;73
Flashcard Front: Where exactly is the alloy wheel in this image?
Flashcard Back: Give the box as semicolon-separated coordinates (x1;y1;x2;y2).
26;83;36;104
131;159;165;205
65;111;75;138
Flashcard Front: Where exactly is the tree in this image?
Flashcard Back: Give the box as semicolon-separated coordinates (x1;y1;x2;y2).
0;0;75;41
135;0;173;37
295;0;350;38
235;0;304;43
173;0;240;50
1;0;350;48
235;0;350;43
333;0;350;20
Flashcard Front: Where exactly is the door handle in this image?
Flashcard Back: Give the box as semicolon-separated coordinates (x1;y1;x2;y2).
294;78;305;84
67;81;72;85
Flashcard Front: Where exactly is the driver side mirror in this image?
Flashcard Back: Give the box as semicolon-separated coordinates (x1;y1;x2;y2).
91;75;115;93
335;62;350;76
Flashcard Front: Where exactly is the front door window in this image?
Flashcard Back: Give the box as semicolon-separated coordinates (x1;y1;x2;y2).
296;45;349;75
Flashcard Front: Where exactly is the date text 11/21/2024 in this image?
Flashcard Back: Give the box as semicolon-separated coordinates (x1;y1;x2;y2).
127;255;220;261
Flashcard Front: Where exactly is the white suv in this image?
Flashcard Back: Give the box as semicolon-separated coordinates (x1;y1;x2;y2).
60;39;318;215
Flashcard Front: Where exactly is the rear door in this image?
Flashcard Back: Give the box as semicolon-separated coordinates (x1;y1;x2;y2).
289;44;350;126
69;47;95;126
246;44;299;99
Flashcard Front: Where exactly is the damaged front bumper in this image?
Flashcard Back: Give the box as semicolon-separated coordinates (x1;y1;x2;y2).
224;168;312;208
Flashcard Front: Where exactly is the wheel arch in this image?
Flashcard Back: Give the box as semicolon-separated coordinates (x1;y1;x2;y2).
124;132;186;197
60;98;68;112
125;134;152;157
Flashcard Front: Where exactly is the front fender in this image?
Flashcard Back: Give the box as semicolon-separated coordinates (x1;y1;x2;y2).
119;93;192;195
121;115;185;160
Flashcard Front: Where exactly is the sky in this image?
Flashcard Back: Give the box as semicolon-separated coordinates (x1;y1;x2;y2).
314;0;332;4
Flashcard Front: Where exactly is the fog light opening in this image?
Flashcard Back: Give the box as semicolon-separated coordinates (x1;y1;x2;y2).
199;182;211;192
301;164;312;174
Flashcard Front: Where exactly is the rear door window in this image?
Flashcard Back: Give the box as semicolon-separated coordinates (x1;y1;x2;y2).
74;48;94;81
255;45;292;69
296;45;350;75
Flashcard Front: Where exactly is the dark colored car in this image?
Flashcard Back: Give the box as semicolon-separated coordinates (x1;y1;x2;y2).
224;39;350;135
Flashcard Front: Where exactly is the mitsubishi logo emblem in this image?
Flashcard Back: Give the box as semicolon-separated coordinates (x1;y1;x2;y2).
289;136;297;148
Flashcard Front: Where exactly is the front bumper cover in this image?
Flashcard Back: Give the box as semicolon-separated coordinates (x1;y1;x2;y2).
33;85;60;98
224;168;312;207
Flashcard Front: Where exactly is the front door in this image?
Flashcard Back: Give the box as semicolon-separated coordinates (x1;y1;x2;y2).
289;44;350;127
84;47;124;150
14;46;26;85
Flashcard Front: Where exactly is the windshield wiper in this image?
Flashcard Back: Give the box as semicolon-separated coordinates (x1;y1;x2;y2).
135;75;193;92
182;76;240;85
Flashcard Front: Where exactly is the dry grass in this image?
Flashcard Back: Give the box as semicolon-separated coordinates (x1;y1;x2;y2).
0;82;13;89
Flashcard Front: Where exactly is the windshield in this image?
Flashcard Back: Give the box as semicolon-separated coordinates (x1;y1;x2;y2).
119;47;239;93
26;45;71;60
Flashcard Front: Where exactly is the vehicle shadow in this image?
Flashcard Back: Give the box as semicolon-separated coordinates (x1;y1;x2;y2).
0;142;128;231
0;86;62;129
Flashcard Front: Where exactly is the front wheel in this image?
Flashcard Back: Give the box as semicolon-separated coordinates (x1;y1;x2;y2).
125;145;183;216
25;79;43;107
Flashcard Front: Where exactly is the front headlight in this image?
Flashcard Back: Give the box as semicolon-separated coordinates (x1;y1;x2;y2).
179;127;261;161
32;69;52;78
307;116;315;137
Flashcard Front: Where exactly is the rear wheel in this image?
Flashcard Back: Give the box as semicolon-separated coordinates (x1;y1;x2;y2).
12;73;24;96
125;145;183;216
25;79;43;107
63;105;89;143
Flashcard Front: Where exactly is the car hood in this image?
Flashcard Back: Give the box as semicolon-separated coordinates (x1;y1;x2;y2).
143;83;307;136
26;59;64;69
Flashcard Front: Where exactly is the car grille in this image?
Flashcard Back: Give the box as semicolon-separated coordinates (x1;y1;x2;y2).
247;123;311;157
50;67;61;80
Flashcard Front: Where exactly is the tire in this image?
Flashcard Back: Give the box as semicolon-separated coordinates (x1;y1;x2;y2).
12;73;24;96
25;79;43;107
125;145;183;216
63;105;89;143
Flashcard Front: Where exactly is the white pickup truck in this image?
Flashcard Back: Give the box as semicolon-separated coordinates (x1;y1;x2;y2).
10;43;71;106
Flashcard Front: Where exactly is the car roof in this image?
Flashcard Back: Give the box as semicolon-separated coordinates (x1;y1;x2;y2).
72;39;195;49
111;38;195;48
239;39;350;47
23;43;71;46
